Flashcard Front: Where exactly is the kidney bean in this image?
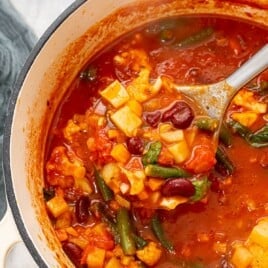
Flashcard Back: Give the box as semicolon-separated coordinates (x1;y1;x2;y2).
162;101;194;129
62;242;83;268
161;178;195;197
75;195;90;223
126;137;144;155
144;111;162;128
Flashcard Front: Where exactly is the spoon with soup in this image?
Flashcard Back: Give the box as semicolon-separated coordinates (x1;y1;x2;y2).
173;43;268;144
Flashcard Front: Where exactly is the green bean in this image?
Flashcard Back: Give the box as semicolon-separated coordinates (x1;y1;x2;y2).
248;125;268;148
94;169;114;202
194;117;232;146
194;116;218;132
174;27;214;48
228;120;268;148
219;123;233;147
216;147;235;175
142;141;162;166
228;120;251;138
116;208;136;255
151;214;174;252
191;177;211;202
145;164;191;178
132;233;148;249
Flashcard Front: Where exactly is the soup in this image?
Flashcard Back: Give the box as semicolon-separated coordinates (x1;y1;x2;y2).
43;16;268;267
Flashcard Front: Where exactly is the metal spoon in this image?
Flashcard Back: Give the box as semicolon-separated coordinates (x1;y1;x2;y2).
174;44;268;122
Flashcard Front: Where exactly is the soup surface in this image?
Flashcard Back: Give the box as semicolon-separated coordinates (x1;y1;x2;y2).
44;16;268;268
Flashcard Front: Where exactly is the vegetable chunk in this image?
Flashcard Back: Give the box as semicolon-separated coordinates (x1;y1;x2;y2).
110;106;142;137
100;80;130;108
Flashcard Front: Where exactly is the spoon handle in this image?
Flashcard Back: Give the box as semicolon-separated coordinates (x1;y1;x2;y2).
226;44;268;92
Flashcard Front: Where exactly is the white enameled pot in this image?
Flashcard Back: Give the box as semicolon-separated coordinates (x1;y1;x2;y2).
1;0;267;267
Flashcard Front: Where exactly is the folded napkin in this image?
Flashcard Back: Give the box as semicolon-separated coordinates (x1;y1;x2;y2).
0;0;36;218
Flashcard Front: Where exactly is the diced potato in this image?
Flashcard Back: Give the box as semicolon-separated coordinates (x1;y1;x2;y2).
231;111;258;127
46;196;69;218
159;123;173;133
111;143;131;164
147;178;165;191
248;244;268;267
110;106;142;137
136;241;162;266
159;196;188;210
86;247;106;268
55;211;72;229
231;245;253;268
248;220;268;249
101;163;121;184
167;140;190;163
105;257;123;268
233;90;267;114
74;177;92;194
101;163;122;193
160;129;184;143
100;80;130;108
122;168;145;195
127;99;143;116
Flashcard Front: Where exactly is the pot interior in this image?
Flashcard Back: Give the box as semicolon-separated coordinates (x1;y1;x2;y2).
4;0;267;267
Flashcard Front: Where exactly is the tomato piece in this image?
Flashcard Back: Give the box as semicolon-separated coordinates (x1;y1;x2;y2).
185;144;216;173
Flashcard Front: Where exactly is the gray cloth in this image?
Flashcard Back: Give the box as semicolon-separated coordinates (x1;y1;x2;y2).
0;0;37;218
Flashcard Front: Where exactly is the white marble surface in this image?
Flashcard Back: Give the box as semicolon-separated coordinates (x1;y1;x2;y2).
4;1;75;267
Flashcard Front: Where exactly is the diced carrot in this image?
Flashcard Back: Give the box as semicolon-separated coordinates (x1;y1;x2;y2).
111;143;131;164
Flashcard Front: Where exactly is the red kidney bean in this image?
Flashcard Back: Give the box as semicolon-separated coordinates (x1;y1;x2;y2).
75;195;90;223
126;137;144;155
161;178;195;197
144;111;162;128
162;101;194;129
62;242;83;268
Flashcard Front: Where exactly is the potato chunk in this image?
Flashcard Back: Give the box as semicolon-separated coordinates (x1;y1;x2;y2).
100;80;130;108
46;196;69;218
136;241;162;266
110;106;142;137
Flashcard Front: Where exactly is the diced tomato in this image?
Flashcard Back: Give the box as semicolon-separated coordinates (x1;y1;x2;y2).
88;128;114;165
185;144;216;173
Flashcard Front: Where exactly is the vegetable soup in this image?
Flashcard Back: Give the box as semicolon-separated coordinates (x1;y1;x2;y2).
44;16;268;267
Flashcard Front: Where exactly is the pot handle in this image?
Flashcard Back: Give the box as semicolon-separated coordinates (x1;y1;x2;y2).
0;205;36;267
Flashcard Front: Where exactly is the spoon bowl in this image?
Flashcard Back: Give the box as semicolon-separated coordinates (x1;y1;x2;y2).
173;44;268;121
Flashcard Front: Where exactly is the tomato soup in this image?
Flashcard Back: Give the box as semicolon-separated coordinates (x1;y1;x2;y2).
44;16;268;267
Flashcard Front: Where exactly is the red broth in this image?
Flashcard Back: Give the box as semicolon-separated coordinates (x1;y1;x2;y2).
44;16;268;267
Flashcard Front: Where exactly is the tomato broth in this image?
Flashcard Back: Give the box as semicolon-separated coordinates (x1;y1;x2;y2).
44;16;268;268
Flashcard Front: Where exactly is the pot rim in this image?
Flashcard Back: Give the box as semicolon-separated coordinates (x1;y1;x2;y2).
2;0;86;266
2;0;267;266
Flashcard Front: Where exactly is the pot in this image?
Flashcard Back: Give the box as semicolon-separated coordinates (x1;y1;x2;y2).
1;0;267;267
